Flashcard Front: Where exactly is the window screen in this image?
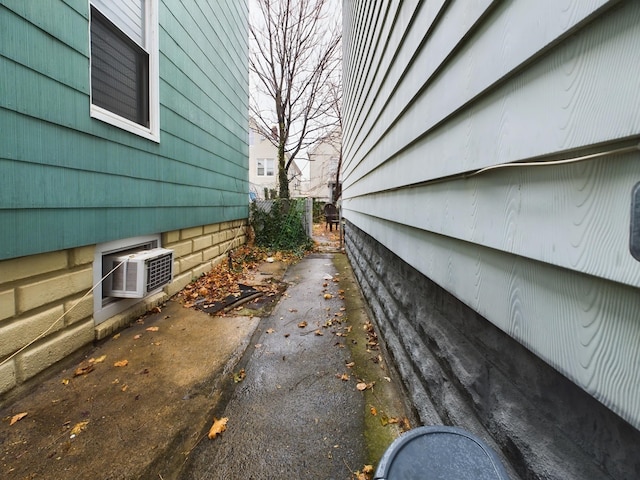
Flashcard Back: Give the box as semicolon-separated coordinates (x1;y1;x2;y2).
90;7;149;127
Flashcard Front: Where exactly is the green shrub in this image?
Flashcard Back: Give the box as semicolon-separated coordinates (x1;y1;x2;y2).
250;198;313;254
312;199;325;223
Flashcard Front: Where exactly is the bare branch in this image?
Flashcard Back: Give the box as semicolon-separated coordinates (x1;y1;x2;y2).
249;0;342;198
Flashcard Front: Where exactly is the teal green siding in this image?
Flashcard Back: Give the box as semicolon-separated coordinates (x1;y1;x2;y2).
0;0;249;260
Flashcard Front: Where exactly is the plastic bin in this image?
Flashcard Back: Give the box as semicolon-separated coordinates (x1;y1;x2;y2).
374;426;510;480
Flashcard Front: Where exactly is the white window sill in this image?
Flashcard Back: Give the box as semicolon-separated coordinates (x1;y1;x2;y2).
91;105;160;143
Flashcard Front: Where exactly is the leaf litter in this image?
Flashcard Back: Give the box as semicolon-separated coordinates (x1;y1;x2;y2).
177;245;297;315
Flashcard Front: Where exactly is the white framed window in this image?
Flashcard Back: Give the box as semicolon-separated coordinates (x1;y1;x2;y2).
257;158;275;176
89;0;160;142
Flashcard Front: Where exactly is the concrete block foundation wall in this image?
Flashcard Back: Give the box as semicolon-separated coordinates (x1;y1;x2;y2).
163;220;247;297
0;220;247;397
344;222;640;480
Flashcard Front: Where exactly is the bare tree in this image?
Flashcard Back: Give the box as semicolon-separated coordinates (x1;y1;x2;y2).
250;0;341;199
324;77;342;203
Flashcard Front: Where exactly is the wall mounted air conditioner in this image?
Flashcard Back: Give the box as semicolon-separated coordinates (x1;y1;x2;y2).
104;248;174;298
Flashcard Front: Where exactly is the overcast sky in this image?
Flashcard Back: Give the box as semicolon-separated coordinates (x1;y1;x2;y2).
248;0;342;180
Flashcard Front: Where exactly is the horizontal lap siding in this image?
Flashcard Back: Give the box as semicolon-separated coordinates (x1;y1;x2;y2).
342;0;640;429
0;0;249;259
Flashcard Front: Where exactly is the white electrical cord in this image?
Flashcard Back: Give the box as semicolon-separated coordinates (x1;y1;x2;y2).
221;223;247;258
466;143;640;178
0;259;126;368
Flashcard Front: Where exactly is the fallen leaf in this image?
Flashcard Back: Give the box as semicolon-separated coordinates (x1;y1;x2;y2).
150;306;162;313
121;385;128;392
297;321;308;328
314;329;324;336
112;333;121;340
114;360;129;367
62;378;70;385
266;328;275;334
401;417;411;432
146;326;159;332
345;361;355;368
323;293;333;299
233;369;246;383
133;334;142;340
208;417;228;439
363;464;374;473
336;373;349;381
73;364;95;377
90;355;107;364
356;381;375;391
70;421;89;436
370;406;377;416
10;412;28;425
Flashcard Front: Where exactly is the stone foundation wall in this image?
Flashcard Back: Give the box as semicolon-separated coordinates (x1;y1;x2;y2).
0;220;247;396
345;221;640;480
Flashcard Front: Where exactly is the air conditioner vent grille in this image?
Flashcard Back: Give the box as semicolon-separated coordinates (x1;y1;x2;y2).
146;253;173;291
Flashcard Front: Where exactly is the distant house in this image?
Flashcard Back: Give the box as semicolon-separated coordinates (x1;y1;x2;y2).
249;118;303;198
0;1;249;395
342;2;640;479
307;128;341;203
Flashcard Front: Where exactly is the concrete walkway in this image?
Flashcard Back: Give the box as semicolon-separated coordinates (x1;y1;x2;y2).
180;254;366;479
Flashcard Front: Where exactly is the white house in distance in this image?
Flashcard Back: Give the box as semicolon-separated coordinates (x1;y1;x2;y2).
249;118;303;198
307;127;341;202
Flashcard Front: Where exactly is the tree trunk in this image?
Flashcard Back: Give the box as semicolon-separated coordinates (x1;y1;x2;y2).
278;139;289;199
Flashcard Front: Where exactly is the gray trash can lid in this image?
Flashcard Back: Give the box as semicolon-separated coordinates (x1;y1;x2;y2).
374;426;510;480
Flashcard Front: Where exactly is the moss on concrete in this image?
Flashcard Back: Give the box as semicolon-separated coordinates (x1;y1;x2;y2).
332;253;411;467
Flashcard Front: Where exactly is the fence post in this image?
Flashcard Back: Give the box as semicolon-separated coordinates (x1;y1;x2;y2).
303;197;313;238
